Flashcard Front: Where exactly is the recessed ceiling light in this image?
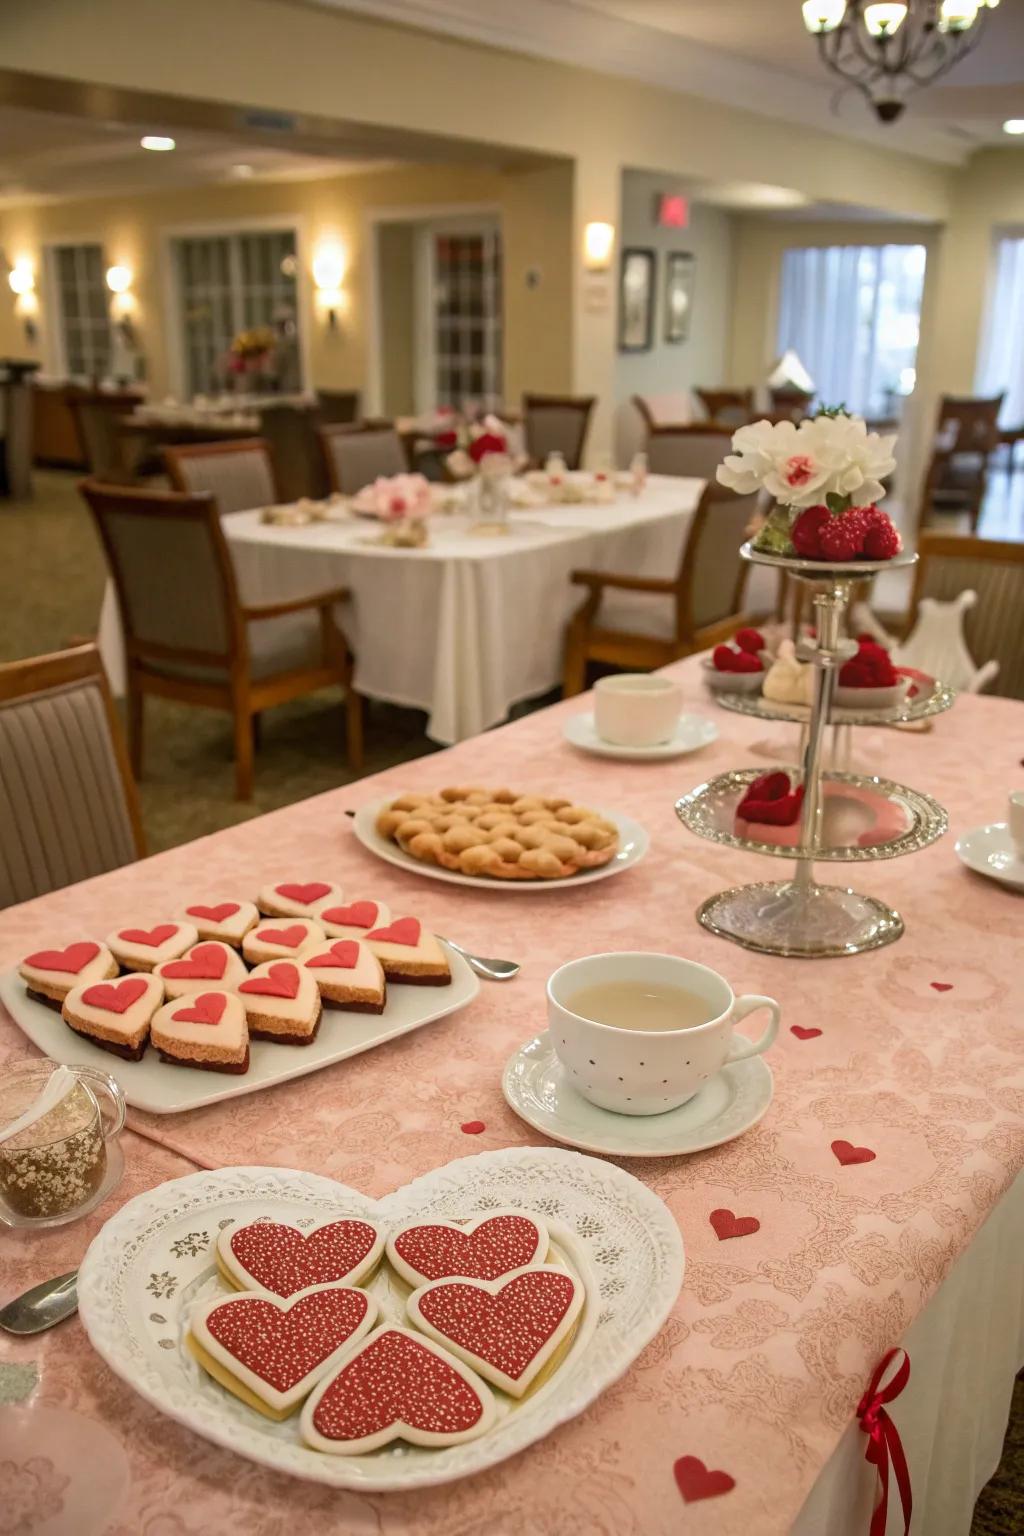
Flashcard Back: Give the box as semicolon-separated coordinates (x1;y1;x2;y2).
230;163;255;178
1003;119;1024;135
140;135;175;152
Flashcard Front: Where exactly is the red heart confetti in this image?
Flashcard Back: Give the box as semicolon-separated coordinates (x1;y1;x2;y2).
366;917;421;947
258;926;310;950
274;883;331;905
161;943;229;980
320;901;379;929
186;903;241;922
80;978;149;1014
311;1329;487;1444
832;1139;876;1166
206;1288;370;1394
118;924;179;947
930;982;953;992
229;1219;379;1296
24;942;101;974
239;963;301;1000
460;1120;486;1135
673;1456;736;1503
173;992;228;1026
791;1025;823;1040
305;941;360;971
709;1208;760;1241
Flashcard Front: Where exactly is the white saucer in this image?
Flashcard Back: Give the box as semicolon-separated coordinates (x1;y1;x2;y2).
562;711;718;761
955;823;1024;892
502;1032;773;1157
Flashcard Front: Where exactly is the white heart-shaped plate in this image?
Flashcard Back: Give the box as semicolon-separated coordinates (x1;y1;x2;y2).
78;1149;684;1490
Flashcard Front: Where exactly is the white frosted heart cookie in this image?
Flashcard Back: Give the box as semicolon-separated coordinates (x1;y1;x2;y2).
301;939;386;1013
187;1285;378;1421
150;990;249;1073
406;1264;585;1398
364;917;451;986
155;941;248;999
217;1215;385;1296
238;960;322;1044
243;919;325;966
62;972;164;1060
257;882;342;919
177;900;259;947
105;922;198;972
317;899;391;942
19;941;117;1007
386;1209;550;1288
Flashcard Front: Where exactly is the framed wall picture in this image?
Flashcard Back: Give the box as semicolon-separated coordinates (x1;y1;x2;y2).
664;251;696;344
618;247;656;352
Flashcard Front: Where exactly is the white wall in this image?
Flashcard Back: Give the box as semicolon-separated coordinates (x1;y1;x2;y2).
614;170;735;463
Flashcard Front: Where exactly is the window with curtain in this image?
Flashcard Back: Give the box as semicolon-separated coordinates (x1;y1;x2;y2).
53;243;112;380
976;235;1024;427
173;228;301;396
776;243;927;419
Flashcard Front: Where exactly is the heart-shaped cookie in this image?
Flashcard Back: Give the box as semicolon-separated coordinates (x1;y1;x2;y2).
106;921;197;972
156;942;248;1000
173;993;228;1026
189;1285;377;1419
301;940;386;1015
387;1209;548;1287
23;941;101;974
318;900;390;940
81;978;149;1014
179;900;259;947
301;1325;495;1454
257;882;342;919
20;941;116;1005
243;920;325;967
407;1264;585;1397
150;991;249;1074
62;971;163;1060
238;962;322;1044
218;1216;384;1296
363;918;451;987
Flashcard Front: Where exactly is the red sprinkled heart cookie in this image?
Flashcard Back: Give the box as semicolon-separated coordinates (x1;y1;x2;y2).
386;1210;548;1287
832;1139;876;1166
709;1209;760;1241
674;1455;736;1503
218;1216;384;1296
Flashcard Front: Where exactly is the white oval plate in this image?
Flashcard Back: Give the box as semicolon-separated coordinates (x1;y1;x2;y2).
353;798;649;892
954;822;1024;892
503;1033;773;1157
562;711;718;762
77;1153;684;1490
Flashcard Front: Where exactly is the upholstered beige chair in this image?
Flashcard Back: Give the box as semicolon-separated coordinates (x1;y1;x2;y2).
259;405;328;502
643;425;734;481
316;389;361;425
563;482;760;695
694;387;755;428
81;481;362;798
522;394;596;470
908;534;1024;700
0;645;144;907
319;423;408;494
164;438;278;515
69;389;142;483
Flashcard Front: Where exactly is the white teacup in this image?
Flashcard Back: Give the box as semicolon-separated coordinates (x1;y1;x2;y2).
1009;791;1024;855
547;952;779;1116
593;674;682;747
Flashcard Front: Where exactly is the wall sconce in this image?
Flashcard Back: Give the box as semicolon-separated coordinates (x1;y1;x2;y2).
8;262;38;343
313;244;347;329
106;264;137;346
583;222;615;271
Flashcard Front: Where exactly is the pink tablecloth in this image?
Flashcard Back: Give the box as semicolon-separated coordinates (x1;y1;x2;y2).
2;655;1023;1535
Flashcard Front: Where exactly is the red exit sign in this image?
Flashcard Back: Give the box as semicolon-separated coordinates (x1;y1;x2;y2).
657;194;689;229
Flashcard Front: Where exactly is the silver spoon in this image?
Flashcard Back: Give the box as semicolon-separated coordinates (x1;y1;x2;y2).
0;1269;79;1335
437;937;520;981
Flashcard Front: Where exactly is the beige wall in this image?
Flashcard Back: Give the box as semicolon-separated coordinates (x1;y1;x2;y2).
377;222;416;417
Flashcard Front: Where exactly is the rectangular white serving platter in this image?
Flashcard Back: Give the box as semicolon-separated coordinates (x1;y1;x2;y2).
0;949;478;1115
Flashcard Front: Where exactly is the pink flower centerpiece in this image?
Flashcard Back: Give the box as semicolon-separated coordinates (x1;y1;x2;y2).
351;473;432;546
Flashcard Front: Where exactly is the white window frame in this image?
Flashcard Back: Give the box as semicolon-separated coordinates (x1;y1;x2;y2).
42;238;113;380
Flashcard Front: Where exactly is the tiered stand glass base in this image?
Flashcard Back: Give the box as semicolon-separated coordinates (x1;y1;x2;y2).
676;544;948;958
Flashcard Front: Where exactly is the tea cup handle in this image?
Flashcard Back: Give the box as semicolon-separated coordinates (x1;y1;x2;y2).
77;1067;127;1140
727;995;780;1061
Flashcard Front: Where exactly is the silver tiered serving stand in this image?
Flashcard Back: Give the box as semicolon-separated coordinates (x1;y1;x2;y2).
675;543;949;959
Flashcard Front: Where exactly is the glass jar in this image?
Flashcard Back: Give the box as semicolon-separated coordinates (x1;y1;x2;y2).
0;1062;126;1228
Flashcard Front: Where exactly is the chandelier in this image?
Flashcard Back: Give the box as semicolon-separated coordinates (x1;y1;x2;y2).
801;1;998;122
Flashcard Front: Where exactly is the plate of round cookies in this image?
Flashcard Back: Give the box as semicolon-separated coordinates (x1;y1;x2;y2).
356;788;648;889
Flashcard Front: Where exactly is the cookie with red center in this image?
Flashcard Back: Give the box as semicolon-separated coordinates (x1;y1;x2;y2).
256;881;342;920
242;919;325;967
386;1210;550;1288
155;941;249;1000
187;1284;378;1421
317;898;391;942
238;960;323;1043
150;990;249;1073
176;899;259;948
217;1215;385;1296
301;939;386;1013
364;916;451;986
300;1325;496;1455
407;1264;586;1398
104;921;198;973
61;972;164;1060
19;941;117;1008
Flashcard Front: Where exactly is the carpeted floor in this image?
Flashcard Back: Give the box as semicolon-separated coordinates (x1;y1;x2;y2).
0;471;1020;1526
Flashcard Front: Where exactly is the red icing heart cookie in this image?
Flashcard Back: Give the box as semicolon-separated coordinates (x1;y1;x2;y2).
117;924;179;947
301;1325;495;1453
305;941;360;970
320;902;379;929
386;1210;548;1287
218;1216;384;1296
161;943;229;981
81;978;149;1014
258;926;310;950
190;1286;377;1417
408;1265;584;1397
24;942;100;974
674;1455;736;1503
275;883;331;905
186;903;240;923
239;963;301;1000
173;993;227;1026
366;917;421;946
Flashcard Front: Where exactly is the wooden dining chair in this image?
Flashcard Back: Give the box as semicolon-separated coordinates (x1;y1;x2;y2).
69;388;144;483
258;404;329;502
631;394;694;434
767;386;814;421
0;644;144;907
906;533;1024;699
319;422;408;494
643;424;734;480
694;387;755;428
562;481;761;695
917;395;1004;533
522;394;596;470
163;438;278;515
81;481;362;799
316;388;361;425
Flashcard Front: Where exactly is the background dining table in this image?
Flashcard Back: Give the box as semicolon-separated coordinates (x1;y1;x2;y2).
1;655;1022;1536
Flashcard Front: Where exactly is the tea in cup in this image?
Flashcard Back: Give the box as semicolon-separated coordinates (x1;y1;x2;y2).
593;674;682;748
547;952;779;1115
1009;791;1024;856
0;1061;125;1225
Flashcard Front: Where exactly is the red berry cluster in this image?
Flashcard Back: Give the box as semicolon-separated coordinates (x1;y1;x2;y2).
791;504;902;563
838;637;898;689
712;628;766;673
736;770;805;827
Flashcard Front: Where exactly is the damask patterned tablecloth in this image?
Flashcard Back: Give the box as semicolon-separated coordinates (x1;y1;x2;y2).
2;656;1023;1535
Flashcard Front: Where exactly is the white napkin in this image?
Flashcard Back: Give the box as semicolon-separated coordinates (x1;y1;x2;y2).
0;1065;77;1146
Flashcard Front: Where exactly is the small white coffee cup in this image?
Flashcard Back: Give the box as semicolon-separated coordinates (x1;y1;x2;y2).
547;952;779;1116
593;674;682;747
1009;791;1024;855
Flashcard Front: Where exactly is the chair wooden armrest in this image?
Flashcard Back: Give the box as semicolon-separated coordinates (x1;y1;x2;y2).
242;587;350;622
570;569;676;595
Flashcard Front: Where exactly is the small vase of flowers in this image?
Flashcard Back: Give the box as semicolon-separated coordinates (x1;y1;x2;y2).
226;326;277;392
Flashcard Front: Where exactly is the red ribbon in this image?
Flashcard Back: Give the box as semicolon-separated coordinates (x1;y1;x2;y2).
858;1347;912;1536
